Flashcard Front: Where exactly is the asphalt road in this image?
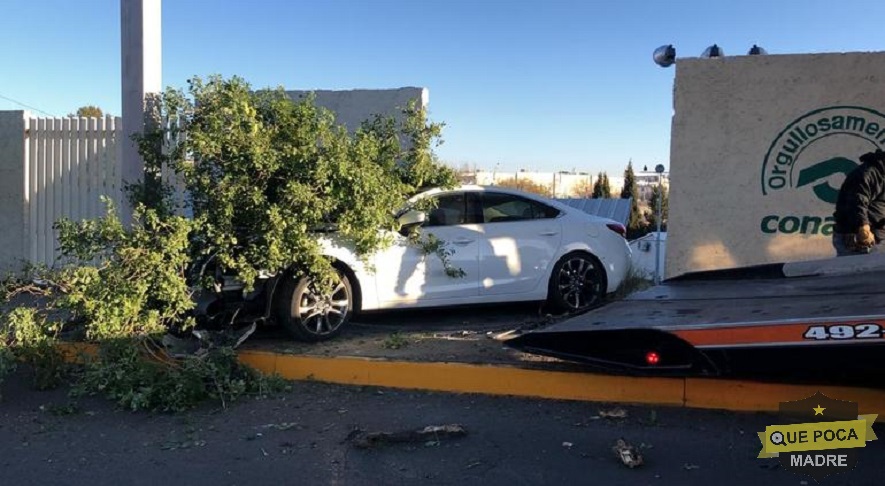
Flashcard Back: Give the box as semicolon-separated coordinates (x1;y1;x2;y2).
2;370;884;486
4;302;884;485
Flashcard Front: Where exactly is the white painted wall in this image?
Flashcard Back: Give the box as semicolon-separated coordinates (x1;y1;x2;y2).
667;51;885;278
629;232;667;279
286;87;428;133
0;111;26;274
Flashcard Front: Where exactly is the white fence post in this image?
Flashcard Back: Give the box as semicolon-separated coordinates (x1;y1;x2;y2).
27;116;38;265
14;115;126;269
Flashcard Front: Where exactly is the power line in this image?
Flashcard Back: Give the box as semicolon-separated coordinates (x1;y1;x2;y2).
0;93;56;117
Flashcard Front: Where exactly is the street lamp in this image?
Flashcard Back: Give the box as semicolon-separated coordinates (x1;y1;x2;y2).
700;44;724;58
653;44;676;67
748;44;768;55
654;164;665;285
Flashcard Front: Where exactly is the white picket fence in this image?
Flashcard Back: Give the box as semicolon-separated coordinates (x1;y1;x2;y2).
25;116;124;267
23;115;189;268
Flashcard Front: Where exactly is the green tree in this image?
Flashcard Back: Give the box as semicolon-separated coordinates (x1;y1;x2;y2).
621;160;642;233
570;178;594;198
0;75;457;411
592;172;607;198
645;183;670;231
73;105;103;117
134;75;457;288
593;172;612;198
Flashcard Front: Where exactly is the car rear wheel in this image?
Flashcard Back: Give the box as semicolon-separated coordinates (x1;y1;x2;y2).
548;252;606;313
275;269;353;342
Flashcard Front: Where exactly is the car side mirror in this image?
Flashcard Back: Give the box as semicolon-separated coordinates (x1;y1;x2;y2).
398;210;426;235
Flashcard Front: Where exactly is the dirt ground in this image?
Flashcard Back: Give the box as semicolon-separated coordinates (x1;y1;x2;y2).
241;301;571;367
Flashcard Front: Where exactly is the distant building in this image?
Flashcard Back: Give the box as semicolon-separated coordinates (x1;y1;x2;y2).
471;170;629;198
635;170;670;202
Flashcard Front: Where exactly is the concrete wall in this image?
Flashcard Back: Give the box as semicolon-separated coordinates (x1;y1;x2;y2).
0;111;26;274
629;232;667;279
667;52;885;278
286;87;428;132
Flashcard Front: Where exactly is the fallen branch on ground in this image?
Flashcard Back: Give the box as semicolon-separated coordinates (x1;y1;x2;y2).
348;424;467;449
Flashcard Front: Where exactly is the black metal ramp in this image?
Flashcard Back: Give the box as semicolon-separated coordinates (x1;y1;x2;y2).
538;269;885;332
506;264;885;384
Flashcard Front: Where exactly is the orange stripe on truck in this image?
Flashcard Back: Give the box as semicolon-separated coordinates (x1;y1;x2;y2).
672;320;885;347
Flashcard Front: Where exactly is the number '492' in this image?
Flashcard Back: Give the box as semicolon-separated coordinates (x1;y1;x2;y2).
803;324;883;340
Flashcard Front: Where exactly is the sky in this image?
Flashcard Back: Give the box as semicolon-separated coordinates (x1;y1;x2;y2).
2;0;884;176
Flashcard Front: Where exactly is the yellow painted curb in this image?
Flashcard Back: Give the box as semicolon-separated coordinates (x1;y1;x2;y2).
239;350;885;419
685;378;885;417
55;342;885;419
57;342;97;361
238;351;685;405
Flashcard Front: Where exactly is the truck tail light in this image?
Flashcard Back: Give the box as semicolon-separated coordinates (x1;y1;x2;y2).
645;351;661;366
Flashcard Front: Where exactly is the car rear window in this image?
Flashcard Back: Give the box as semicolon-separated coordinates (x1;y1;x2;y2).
481;193;560;223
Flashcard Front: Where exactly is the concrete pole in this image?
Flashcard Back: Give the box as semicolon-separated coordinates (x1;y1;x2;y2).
655;178;662;284
120;0;161;224
654;164;665;285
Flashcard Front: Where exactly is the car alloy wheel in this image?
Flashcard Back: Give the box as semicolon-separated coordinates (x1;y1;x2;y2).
277;269;353;342
549;252;605;312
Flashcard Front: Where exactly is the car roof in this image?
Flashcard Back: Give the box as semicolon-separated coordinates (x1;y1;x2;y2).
407;186;618;225
415;185;576;213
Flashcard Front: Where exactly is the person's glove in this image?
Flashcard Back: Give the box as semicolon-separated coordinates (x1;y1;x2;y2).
843;225;875;253
856;224;876;250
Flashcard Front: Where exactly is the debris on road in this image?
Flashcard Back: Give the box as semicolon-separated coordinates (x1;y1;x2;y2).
430;330;481;341
348;424;467;449
260;422;299;431
161;322;257;358
599;407;628;419
488;329;519;341
612;438;644;468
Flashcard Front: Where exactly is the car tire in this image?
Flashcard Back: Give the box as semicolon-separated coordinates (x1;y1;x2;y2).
275;268;353;342
547;251;607;313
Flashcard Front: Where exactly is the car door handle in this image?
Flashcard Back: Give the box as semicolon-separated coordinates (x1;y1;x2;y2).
540;231;559;236
452;238;475;245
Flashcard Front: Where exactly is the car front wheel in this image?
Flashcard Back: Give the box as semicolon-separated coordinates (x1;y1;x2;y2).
275;269;353;342
547;252;606;313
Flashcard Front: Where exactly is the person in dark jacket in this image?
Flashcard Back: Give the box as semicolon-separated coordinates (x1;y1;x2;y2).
832;149;885;255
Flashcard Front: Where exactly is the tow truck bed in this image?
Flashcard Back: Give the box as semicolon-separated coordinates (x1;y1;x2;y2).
506;256;885;386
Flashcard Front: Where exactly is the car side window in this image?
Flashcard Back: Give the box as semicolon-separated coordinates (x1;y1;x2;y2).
481;193;560;223
425;193;469;227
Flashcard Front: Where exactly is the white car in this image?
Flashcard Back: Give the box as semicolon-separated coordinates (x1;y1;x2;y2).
275;186;632;341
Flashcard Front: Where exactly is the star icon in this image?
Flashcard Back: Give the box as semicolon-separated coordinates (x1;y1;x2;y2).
813;405;826;415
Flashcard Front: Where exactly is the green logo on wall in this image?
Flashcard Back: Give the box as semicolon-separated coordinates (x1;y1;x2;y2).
760;106;885;235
